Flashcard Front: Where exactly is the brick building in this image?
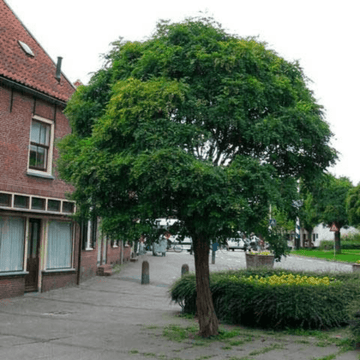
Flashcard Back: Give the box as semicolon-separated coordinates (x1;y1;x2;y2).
0;0;130;299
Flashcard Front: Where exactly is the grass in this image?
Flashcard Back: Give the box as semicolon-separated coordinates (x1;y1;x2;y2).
158;320;355;354
291;248;360;263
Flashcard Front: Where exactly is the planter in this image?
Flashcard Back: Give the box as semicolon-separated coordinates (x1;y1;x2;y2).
352;264;360;273
246;253;274;268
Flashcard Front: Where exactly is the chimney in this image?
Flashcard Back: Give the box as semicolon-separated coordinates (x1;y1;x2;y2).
55;56;63;82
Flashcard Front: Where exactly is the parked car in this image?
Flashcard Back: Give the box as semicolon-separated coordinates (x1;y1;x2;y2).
227;238;248;251
227;234;261;251
168;235;192;251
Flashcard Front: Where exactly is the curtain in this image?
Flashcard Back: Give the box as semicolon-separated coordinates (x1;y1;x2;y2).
0;217;25;272
47;221;72;269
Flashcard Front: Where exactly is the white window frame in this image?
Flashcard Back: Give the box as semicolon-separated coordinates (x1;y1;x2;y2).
27;115;55;178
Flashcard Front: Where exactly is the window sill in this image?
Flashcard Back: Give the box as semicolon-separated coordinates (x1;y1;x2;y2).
85;247;94;251
42;268;76;274
26;171;55;180
0;271;29;277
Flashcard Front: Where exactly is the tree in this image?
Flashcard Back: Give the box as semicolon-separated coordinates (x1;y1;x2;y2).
346;183;360;226
57;17;337;337
315;175;353;253
299;191;320;246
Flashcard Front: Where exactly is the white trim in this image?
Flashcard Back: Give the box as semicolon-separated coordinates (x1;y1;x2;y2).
42;268;76;273
0;190;75;215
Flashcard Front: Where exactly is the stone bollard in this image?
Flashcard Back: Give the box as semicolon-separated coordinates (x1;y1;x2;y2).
181;264;189;277
141;261;150;284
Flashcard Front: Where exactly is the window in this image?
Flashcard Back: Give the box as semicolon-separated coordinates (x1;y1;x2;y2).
47;221;72;269
0;193;11;207
81;221;88;251
28;116;54;177
0;217;25;272
90;218;97;249
62;202;74;214
29;120;50;171
81;218;97;250
47;200;61;212
14;195;29;209
31;197;45;210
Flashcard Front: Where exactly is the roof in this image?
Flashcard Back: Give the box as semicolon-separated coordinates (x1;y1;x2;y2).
0;0;75;102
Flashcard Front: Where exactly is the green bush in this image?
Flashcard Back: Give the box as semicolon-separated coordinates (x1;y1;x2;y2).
319;240;335;250
342;233;360;242
342;243;360;250
319;240;360;250
170;269;360;330
347;297;360;346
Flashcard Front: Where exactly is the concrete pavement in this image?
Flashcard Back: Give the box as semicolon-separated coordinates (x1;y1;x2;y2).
0;252;358;359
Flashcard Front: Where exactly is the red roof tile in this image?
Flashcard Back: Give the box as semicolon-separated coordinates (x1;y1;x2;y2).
0;0;75;102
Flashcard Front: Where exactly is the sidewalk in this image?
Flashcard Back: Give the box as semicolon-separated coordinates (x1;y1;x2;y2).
0;252;358;359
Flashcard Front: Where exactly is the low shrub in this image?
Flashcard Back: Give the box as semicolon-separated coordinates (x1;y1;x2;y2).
319;240;334;250
170;269;360;330
347;297;360;346
342;243;360;250
319;240;360;250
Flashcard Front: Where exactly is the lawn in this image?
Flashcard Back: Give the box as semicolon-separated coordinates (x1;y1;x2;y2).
290;248;360;263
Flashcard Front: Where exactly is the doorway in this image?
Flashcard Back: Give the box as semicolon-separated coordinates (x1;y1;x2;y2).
25;219;41;292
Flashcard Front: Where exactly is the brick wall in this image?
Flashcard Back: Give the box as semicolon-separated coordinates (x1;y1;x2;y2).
41;271;77;292
80;245;98;281
122;246;131;262
0;276;25;299
107;244;121;265
0;84;74;199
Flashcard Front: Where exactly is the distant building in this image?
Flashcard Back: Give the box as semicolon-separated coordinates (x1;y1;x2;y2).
296;224;359;248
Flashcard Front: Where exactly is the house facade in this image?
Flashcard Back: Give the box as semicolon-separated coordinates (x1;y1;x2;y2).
0;0;130;299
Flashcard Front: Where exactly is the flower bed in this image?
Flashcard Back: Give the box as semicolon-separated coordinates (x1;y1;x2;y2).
170;268;360;330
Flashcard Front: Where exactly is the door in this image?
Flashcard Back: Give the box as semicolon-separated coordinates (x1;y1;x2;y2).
25;219;41;292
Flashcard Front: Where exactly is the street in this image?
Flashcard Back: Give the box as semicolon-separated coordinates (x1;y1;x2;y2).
0;251;356;360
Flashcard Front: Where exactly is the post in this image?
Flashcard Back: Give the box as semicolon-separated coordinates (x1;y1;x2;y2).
211;249;215;264
181;264;189;276
141;261;149;284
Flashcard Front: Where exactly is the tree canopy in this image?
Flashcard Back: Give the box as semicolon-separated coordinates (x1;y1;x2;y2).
57;17;338;336
346;183;360;226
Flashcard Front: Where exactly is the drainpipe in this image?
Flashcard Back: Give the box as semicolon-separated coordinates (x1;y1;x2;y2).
121;240;124;264
76;222;82;285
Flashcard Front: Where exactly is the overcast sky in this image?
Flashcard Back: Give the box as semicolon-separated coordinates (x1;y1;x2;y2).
5;0;359;185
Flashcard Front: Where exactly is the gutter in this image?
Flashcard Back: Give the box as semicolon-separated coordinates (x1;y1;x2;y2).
0;75;67;107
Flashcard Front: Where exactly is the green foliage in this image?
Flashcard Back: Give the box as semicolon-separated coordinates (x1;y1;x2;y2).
300;191;320;235
58;16;337;247
320;240;360;250
170;269;360;329
346;184;360;226
319;240;336;250
315;175;353;229
347;298;360;346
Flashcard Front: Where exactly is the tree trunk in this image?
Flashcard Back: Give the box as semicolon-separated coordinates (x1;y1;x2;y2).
334;228;341;254
193;235;219;337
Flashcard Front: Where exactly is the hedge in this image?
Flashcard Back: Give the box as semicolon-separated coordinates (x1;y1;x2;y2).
170;268;360;330
319;240;360;250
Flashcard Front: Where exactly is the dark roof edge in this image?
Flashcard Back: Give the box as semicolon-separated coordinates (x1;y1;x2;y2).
3;0;76;92
0;75;67;107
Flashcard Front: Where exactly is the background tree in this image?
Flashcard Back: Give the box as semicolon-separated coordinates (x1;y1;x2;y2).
58;17;337;337
315;175;353;253
299;191;320;246
346;183;360;227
